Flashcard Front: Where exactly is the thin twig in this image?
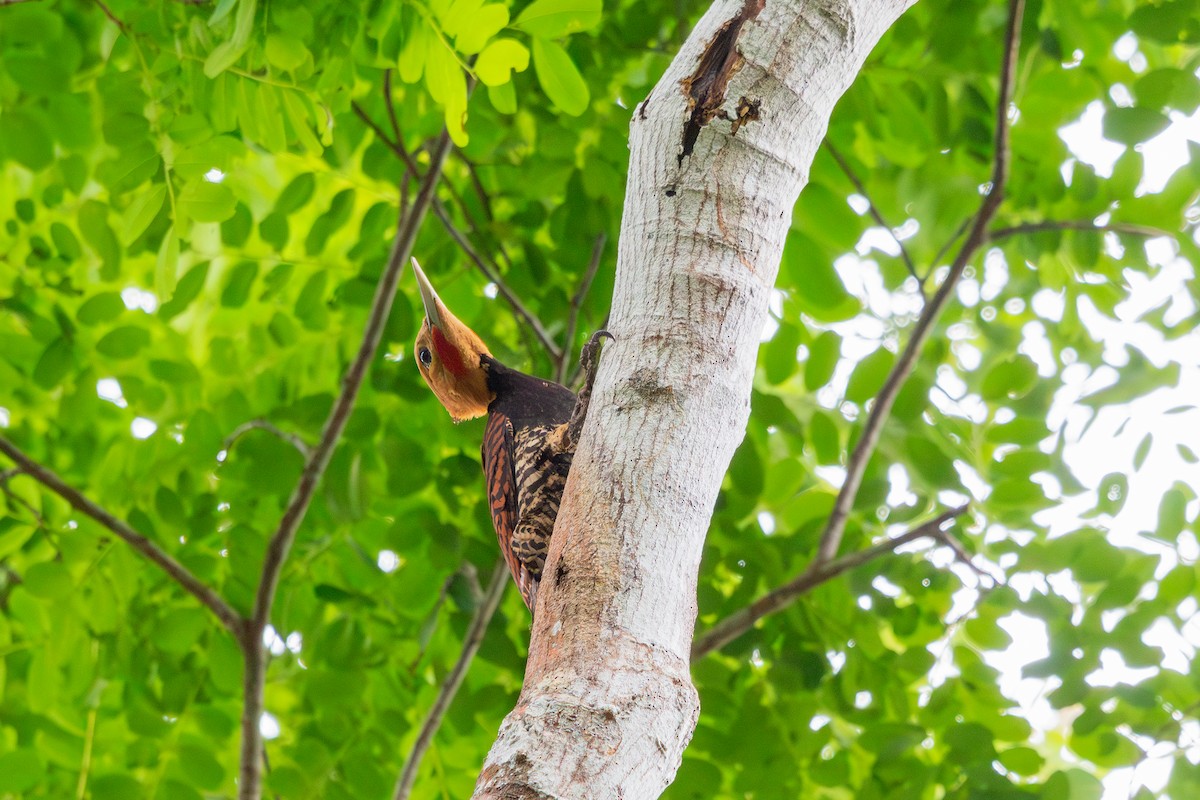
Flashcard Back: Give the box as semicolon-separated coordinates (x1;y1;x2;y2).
932;526;996;583
75;707;97;800
392;560;509;800
431;198;563;362
237;129;456;800
224;419;312;459
930;215;973;272
454;152;515;268
826;139;922;293
989;220;1173;242
383;71;404;150
812;0;1024;567
0;436;242;635
89;0;127;29
557;234;607;383
457;152;496;222
383;71;418;213
691;505;970;660
351;100;421;176
693;0;1027;659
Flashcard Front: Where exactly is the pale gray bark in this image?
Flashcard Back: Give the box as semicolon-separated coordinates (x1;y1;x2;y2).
472;1;918;798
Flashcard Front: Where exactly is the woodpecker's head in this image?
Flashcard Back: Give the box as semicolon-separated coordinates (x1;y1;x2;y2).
412;259;494;422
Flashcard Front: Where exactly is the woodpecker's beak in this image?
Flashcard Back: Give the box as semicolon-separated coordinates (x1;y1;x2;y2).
412;258;443;329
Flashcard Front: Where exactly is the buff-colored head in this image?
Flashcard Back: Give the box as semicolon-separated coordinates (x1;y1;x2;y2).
412;259;494;422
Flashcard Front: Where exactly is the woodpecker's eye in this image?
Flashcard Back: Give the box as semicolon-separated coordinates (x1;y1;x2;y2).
419;347;432;367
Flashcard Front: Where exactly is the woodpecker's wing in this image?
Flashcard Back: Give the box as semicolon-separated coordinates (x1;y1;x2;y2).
481;410;537;608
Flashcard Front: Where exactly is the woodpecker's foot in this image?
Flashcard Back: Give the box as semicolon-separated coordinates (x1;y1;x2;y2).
566;330;612;448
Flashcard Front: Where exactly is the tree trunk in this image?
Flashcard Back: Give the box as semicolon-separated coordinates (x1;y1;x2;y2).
472;1;917;797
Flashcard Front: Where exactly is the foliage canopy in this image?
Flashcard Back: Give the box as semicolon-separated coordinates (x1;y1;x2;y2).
1;0;1198;798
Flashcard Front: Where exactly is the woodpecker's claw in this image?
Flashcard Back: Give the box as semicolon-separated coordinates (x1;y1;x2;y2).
566;330;612;448
580;330;613;369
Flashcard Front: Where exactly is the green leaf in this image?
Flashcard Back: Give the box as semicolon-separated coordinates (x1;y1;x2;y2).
514;0;601;38
0;110;54;171
809;410;840;464
805;331;840;391
179;181;236;223
0;750;44;793
1133;433;1152;471
424;41;469;145
159;262;210;321
221;261;259;307
33;338;73;389
294;271;329;330
178;744;225;789
275;173;316;216
265;33;310;71
981;355;1038;401
204;0;258;77
763;323;801;384
1042;768;1102;800
783;231;858;322
531;38;589;116
23;562;73;599
152;608;209;655
1154;487;1188;542
174;136;245;180
92;774;144;800
78;201;121;278
845;347;895;404
487;81;518;114
476;38;531;87
77;293;127;325
398;17;430;83
1134;68;1200;113
281;90;323;154
1102;106;1171;146
96;326;151;359
121;184;167;245
455;4;509;54
999;746;1044;776
156;226;181;297
1094;472;1128;515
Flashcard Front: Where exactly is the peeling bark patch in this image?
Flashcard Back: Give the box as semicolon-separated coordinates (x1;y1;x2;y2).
729;96;762;135
677;0;765;166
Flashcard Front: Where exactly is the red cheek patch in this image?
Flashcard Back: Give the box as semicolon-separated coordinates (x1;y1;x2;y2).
432;327;468;378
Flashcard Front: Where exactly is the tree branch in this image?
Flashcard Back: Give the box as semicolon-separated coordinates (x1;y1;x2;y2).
430;198;564;362
352;101;560;363
556;234;607;383
989;219;1173;242
813;0;1023;567
237;129;456;800
392;560;509;800
694;0;1026;658
825;139;922;292
0;435;242;635
691;505;970;660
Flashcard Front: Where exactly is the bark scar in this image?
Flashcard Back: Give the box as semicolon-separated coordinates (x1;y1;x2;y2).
729;96;762;135
678;0;765;166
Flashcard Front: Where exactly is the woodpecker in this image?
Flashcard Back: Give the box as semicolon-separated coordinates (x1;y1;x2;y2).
411;259;608;612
